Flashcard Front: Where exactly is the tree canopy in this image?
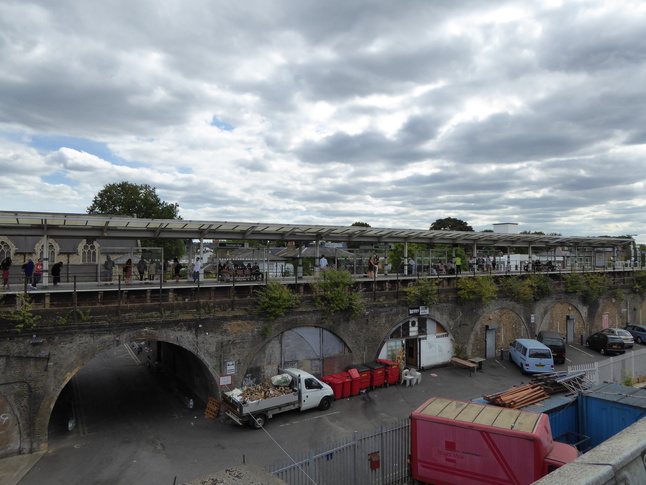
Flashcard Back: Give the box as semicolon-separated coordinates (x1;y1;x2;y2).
87;182;180;219
430;217;473;232
87;182;185;258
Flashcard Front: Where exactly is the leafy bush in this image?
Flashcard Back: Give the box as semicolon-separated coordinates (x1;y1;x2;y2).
456;276;498;306
500;276;534;302
563;273;585;293
405;279;440;307
583;273;610;304
633;270;646;293
313;268;366;319
256;282;300;320
529;274;553;300
563;273;611;304
7;294;41;331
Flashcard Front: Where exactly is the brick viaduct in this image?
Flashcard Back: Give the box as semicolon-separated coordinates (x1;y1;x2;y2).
1;273;644;459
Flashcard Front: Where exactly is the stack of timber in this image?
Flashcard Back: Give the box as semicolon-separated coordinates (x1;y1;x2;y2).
483;384;549;409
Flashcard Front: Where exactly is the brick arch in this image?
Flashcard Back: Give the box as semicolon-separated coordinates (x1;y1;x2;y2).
537;302;585;339
469;308;529;358
33;328;215;454
245;326;354;385
590;298;624;333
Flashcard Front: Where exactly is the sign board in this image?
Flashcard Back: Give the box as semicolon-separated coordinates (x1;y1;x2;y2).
531;314;536;324
219;375;232;387
218;242;245;248
226;361;236;375
409;306;429;316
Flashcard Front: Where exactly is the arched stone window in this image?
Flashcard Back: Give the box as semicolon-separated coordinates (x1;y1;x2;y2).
35;239;58;264
81;241;98;263
0;239;15;261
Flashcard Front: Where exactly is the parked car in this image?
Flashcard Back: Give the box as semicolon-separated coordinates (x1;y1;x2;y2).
508;339;555;374
586;332;626;355
600;328;634;348
625;324;646;345
536;331;566;364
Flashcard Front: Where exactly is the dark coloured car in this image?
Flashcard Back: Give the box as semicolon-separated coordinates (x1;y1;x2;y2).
586;332;626;355
625;324;646;345
537;331;566;364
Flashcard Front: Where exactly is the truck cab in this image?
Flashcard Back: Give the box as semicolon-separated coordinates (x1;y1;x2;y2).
282;368;334;411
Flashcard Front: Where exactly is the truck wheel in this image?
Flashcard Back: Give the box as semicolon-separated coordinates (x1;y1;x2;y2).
318;397;332;411
251;414;266;429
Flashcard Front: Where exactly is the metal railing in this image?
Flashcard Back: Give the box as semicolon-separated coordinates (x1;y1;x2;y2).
268;418;411;485
568;347;646;385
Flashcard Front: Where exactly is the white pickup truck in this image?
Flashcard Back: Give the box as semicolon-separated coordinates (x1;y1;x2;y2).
222;368;335;429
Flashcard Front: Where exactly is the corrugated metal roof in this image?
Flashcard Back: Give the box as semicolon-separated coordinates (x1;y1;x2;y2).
585;383;646;410
0;210;634;249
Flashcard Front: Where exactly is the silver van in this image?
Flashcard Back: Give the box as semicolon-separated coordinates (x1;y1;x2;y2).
508;338;555;374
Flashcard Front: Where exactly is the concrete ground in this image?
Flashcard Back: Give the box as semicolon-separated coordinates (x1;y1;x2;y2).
0;341;623;485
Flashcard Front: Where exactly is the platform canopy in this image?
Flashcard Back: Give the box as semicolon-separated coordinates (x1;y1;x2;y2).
0;210;634;249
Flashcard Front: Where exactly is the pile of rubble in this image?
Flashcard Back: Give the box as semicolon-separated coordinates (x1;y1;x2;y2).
238;383;295;403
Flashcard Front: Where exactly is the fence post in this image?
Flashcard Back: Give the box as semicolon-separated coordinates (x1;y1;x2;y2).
353;430;359;485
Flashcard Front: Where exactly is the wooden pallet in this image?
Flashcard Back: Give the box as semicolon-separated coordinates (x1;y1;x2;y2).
204;397;221;419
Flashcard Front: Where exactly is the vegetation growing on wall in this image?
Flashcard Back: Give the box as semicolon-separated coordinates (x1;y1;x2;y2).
312;268;366;319
405;278;440;307
563;273;612;304
256;282;300;320
633;270;646;293
456;276;498;306
501;275;553;302
7;294;41;331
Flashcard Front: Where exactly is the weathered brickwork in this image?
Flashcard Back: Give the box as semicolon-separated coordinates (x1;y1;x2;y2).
0;284;642;459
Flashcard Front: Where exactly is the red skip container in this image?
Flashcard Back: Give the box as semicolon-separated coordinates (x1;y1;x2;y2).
321;374;343;400
376;358;400;385
364;361;386;388
346;364;371;391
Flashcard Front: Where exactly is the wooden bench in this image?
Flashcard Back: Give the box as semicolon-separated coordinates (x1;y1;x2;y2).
451;357;478;375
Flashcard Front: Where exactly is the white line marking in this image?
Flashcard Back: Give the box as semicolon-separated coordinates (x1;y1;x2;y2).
279;411;340;427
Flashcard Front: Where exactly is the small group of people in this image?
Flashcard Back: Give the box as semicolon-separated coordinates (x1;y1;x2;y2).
1;254;64;289
21;258;43;290
218;261;262;281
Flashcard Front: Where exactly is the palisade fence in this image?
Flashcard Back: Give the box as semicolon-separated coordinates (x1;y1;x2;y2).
268;418;411;485
568;347;646;385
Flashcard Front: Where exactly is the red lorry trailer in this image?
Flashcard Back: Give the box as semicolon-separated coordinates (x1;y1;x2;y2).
410;397;579;485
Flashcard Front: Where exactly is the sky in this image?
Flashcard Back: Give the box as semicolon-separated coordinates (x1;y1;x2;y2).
1;1;646;242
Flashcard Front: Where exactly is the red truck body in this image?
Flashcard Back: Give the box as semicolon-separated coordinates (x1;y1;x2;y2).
410;397;579;485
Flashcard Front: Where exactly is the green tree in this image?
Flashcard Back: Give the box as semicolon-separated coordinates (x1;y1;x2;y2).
87;182;185;258
430;217;474;232
348;222;371;249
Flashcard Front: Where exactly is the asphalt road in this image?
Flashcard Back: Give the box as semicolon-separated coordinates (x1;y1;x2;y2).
11;340;634;485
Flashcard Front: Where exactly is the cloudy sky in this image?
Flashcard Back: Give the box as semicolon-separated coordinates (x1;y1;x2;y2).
1;1;646;240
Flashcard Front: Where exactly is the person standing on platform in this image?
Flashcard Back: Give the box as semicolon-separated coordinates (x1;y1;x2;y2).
33;258;43;288
455;255;462;275
192;257;201;283
1;254;12;290
51;261;63;285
